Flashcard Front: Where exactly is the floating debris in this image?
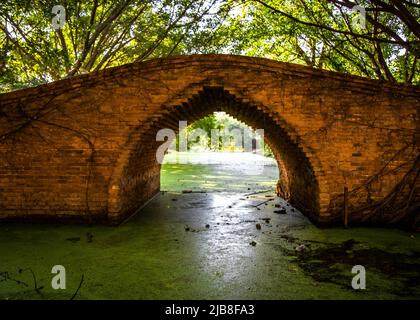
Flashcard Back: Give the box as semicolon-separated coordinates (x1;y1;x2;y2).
256;223;262;230
245;189;271;196
253;199;274;207
295;244;306;252
66;237;80;243
86;232;93;243
249;241;257;246
274;209;287;214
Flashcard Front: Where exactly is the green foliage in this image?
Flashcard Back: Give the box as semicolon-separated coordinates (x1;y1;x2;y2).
0;0;418;92
188;114;218;149
0;0;231;91
182;112;274;156
226;0;419;84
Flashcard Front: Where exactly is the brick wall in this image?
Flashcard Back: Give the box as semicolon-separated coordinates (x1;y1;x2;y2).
0;54;418;227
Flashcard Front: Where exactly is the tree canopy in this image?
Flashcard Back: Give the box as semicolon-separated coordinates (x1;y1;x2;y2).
1;0;419;92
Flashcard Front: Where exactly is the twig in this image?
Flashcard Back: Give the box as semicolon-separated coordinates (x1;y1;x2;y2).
19;268;43;295
252;198;274;207
0;271;29;287
70;274;84;300
245;189;273;196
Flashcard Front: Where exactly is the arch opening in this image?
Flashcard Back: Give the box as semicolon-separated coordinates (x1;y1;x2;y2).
160;112;280;193
107;86;320;224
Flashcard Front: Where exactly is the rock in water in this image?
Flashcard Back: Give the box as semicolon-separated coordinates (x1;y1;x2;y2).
66;237;80;243
295;244;306;252
86;232;93;243
274;209;287;214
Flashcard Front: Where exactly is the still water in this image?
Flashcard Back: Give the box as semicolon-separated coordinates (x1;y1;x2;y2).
0;152;419;299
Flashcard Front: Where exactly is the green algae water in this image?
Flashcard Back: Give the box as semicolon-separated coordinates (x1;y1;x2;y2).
1;152;419;299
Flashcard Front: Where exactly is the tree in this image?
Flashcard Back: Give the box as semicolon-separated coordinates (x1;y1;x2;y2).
1;0;418;90
0;0;231;91
224;0;419;84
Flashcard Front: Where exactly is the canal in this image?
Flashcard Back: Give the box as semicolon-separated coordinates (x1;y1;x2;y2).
0;152;419;299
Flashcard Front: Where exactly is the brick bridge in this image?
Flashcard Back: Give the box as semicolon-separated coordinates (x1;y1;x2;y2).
0;55;418;228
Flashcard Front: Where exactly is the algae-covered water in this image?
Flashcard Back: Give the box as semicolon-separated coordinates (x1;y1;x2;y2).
0;152;419;300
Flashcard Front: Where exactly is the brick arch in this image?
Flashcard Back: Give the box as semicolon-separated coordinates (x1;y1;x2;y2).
107;86;323;224
0;54;418;227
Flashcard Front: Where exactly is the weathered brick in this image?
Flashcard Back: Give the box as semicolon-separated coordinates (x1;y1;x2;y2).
0;54;418;226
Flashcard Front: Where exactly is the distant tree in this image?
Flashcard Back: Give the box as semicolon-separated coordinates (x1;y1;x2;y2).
188;114;217;149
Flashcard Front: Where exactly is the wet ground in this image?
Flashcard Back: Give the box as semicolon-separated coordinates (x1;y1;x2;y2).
0;152;419;299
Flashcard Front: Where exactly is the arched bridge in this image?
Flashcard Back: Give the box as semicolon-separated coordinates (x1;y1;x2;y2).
0;55;418;227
